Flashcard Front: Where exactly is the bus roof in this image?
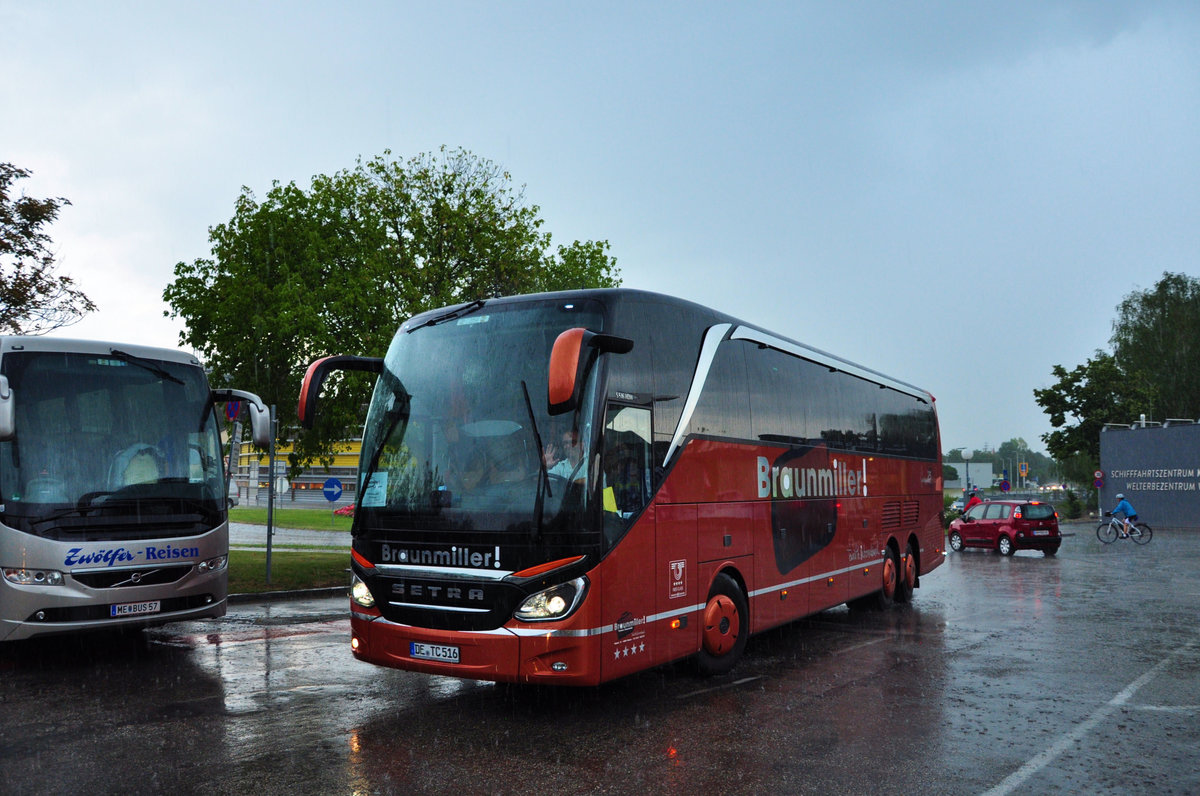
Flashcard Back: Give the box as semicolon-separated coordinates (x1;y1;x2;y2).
399;288;934;403
0;336;203;367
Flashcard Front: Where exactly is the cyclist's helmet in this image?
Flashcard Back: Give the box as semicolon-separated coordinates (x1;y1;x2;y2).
1116;493;1124;499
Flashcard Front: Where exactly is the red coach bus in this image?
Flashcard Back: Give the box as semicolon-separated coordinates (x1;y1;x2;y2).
299;289;943;685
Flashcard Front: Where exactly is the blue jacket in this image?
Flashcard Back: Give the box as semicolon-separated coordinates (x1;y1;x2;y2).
1113;498;1137;517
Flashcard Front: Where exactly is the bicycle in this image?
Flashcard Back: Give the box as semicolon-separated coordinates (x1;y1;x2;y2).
1096;512;1153;545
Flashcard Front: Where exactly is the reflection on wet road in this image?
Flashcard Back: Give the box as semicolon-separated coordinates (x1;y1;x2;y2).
2;521;1197;794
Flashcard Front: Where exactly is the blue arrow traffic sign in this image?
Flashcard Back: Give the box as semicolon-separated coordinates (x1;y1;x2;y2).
323;478;343;502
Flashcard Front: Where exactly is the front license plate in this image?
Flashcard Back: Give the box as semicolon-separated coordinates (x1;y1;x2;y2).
111;600;161;617
410;641;460;663
1032;529;1050;536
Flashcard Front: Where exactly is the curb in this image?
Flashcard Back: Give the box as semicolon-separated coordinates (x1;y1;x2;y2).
228;586;346;604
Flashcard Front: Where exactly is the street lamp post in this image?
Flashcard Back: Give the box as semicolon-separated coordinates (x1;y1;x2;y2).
962;449;973;493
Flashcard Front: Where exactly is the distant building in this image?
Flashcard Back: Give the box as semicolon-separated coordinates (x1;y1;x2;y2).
945;462;998;492
230;438;361;505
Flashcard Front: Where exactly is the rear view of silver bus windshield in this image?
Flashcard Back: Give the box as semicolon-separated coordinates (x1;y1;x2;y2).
0;351;226;539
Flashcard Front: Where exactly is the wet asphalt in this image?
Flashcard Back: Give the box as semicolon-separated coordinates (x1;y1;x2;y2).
1;519;1197;795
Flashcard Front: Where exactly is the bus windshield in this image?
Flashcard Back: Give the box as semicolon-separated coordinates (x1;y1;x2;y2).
357;298;605;538
0;350;226;539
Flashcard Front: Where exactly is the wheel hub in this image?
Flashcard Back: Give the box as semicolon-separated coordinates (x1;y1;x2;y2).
882;555;896;597
703;594;740;656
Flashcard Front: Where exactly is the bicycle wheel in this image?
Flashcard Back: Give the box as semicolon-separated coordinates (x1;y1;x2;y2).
1097;521;1118;544
1131;523;1153;544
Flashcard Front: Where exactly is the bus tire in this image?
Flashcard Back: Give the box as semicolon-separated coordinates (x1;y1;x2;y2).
695;573;748;677
847;546;900;611
896;541;917;603
876;545;899;608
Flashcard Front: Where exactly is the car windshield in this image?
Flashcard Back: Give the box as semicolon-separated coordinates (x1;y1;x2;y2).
356;298;606;537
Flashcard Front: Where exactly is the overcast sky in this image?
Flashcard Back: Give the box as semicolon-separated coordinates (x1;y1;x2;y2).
4;1;1198;455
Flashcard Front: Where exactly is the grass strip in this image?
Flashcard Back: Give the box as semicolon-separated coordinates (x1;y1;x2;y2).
229;505;352;532
228;549;348;594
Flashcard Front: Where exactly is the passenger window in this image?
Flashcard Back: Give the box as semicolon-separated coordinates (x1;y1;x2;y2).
984;504;1005;520
601;404;652;542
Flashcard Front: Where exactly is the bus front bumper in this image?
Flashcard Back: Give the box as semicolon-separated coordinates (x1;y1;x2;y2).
349;609;601;685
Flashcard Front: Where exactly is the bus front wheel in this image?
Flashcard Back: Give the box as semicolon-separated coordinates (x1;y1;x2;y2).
695;573;748;676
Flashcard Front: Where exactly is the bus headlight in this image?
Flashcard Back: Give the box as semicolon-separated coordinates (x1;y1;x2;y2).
351;575;376;608
3;567;64;586
196;555;228;573
514;577;587;622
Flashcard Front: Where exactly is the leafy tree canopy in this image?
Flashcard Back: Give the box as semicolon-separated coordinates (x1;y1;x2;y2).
0;163;96;334
1034;350;1155;470
1035;272;1200;483
1111;271;1200;420
164;147;621;471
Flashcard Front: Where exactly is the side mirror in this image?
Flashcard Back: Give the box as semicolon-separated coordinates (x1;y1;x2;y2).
297;355;384;430
0;376;13;441
548;329;633;416
212;389;272;448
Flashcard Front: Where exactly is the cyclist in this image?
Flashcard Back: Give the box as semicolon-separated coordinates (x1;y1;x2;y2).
1109;493;1139;537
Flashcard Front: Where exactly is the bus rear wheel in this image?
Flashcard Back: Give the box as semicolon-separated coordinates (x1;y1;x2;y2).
848;546;900;611
877;546;899;607
896;541;917;603
695;573;748;676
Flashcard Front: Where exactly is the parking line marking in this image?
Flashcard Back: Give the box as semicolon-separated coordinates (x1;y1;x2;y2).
981;642;1194;796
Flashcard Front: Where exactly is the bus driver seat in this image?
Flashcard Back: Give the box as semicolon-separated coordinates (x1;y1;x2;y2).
109;444;161;489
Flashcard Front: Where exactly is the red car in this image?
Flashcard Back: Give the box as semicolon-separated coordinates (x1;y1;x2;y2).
948;499;1061;556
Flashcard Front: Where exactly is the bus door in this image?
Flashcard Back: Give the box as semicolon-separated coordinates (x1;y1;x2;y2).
604;399;698;665
596;403;672;677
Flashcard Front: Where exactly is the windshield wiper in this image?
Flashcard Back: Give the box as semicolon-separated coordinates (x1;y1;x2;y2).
406;299;486;333
29;505;102;527
30;494;211;528
110;349;184;384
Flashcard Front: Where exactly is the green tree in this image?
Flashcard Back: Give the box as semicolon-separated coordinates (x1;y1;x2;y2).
0;163;96;333
1111;271;1200;420
1034;351;1155;479
993;438;1053;484
164;148;620;470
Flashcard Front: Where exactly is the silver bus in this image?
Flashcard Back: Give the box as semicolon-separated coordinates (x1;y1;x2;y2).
0;336;269;641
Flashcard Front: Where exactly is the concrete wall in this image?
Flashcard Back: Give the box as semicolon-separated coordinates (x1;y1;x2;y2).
1099;422;1200;529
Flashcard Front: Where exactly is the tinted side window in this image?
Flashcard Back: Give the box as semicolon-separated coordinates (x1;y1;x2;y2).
743;341;937;459
645;302;716;465
746;346;809;445
984;504;1006;519
687;341;750;440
